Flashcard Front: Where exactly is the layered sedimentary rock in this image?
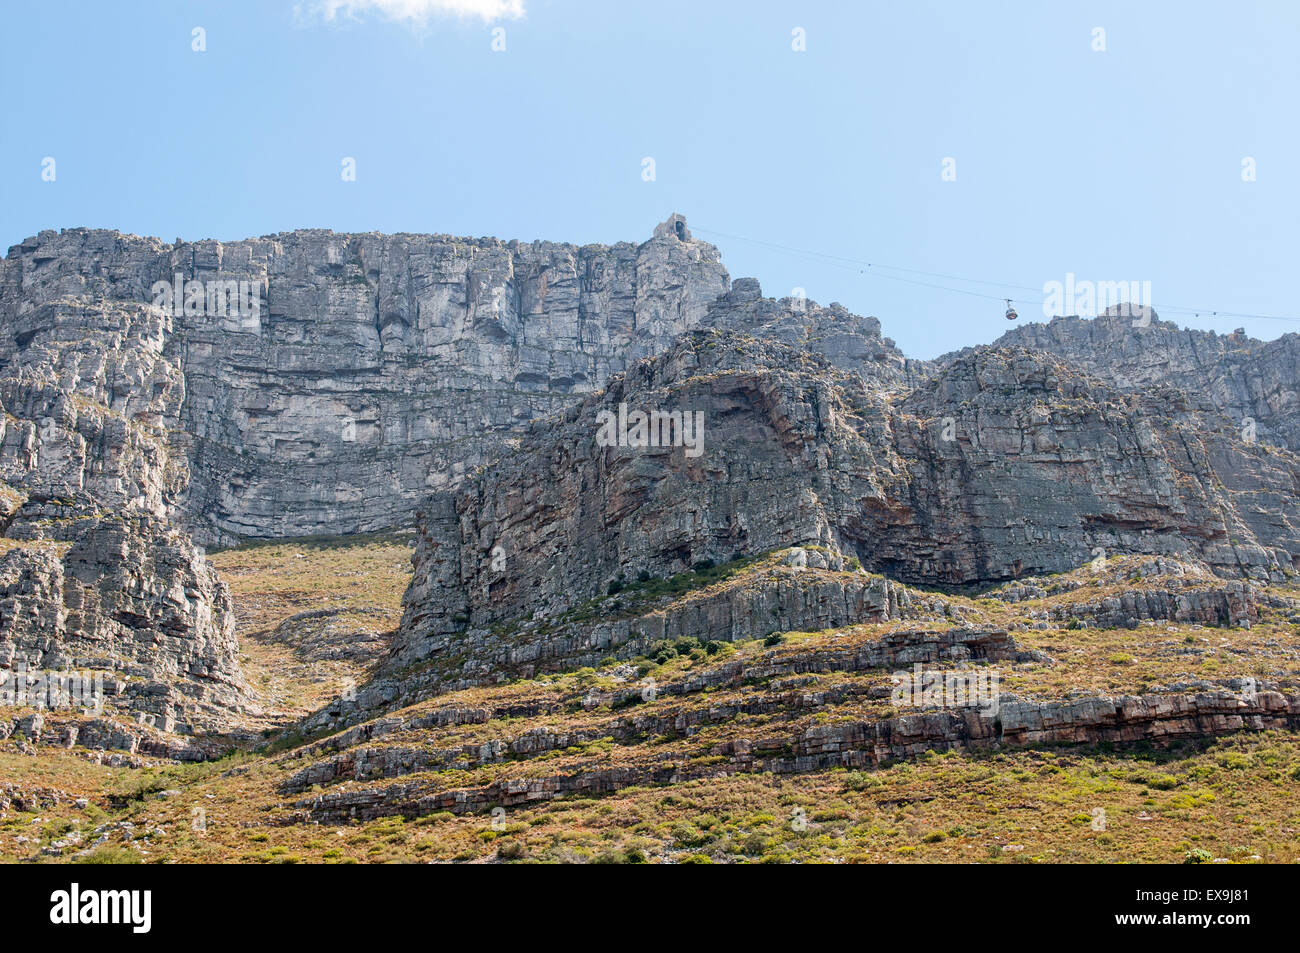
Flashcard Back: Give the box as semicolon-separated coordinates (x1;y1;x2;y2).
6;216;1300;740
0;520;243;733
393;321;1300;683
0;709;223;763
888;346;1300;580
293;684;1298;822
990;556;1265;629
308;548;983;728
0;216;736;729
285;625;1031;796
0;280;247;730
2;216;731;543
990;308;1300;450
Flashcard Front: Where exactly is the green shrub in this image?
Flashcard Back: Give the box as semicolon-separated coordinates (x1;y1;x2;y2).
497;841;528;861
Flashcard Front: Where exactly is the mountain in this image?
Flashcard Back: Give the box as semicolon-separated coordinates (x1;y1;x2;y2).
988;308;1300;450
0;215;728;729
2;215;1298;741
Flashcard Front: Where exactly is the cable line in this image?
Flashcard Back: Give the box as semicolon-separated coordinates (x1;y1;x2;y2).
690;224;1300;325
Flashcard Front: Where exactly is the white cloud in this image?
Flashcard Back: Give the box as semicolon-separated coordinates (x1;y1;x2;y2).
302;0;524;26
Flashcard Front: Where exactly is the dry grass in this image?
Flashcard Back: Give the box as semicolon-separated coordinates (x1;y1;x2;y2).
3;538;1298;864
209;531;414;726
7;731;1297;865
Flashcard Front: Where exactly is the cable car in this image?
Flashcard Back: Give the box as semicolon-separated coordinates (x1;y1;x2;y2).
1004;298;1018;321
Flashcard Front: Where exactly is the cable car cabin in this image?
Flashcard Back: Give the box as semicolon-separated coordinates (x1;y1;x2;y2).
1004;299;1018;321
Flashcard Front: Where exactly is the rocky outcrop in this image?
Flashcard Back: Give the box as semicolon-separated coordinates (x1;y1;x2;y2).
0;709;224;762
390;553;969;677
988;556;1272;629
396;328;908;653
0;274;249;731
7;216;1300;741
888;346;1300;582
0;519;246;732
309;558;1008;730
700;276;915;382
989;309;1300;450
392;327;1300;683
2;215;916;734
0;216;735;731
267;607;390;664
293;685;1298;822
2;216;732;543
285;625;1030;794
0;294;186;537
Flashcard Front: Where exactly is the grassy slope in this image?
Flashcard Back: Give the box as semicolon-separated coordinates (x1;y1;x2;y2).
208;531;415;728
2;538;1298;864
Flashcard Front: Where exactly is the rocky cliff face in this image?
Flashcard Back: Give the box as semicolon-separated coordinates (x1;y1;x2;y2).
889;345;1300;581
5;216;1300;736
2;216;731;544
0;265;247;730
0;215;737;729
391;317;1300;684
0;520;243;733
988;309;1300;450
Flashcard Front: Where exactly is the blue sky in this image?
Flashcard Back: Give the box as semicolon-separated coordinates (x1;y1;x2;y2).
2;0;1296;358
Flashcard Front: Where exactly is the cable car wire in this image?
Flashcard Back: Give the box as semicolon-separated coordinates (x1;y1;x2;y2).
690;225;1300;325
